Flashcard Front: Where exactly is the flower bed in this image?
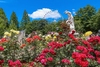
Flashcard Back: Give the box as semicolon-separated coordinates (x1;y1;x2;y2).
1;29;100;67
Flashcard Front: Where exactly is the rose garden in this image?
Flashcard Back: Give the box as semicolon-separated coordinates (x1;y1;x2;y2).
1;28;100;67
1;5;100;67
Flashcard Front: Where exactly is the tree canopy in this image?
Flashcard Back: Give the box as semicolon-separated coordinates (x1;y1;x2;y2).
0;5;100;36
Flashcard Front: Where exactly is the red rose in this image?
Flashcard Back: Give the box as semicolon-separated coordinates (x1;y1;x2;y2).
0;46;4;51
61;59;70;64
40;58;47;65
47;57;53;62
26;38;32;43
0;60;4;65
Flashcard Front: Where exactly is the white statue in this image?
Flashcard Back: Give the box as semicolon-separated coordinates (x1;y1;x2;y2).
65;10;75;31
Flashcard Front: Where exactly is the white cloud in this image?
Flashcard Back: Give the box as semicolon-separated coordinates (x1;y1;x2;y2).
28;8;61;19
72;9;76;15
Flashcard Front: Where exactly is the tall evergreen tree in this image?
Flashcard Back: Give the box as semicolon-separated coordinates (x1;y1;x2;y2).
20;10;30;30
0;8;8;37
9;11;19;30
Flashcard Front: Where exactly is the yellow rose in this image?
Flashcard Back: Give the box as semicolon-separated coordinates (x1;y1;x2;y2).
53;36;56;39
45;35;52;40
10;29;20;34
3;35;7;38
10;29;15;32
4;32;9;35
84;31;92;37
14;31;20;34
12;30;16;33
4;32;11;37
8;33;11;37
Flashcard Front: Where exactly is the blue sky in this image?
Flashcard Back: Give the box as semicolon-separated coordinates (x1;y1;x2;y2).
0;0;100;21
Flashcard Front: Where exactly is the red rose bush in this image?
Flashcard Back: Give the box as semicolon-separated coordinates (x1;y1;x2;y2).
1;30;100;67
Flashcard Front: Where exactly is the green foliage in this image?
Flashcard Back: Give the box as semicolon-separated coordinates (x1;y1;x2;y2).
91;9;100;32
1;5;100;36
0;8;8;37
74;5;96;33
37;19;48;34
25;19;49;34
9;11;19;30
20;10;30;31
45;22;58;32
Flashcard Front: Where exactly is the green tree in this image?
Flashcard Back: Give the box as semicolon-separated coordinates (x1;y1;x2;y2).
90;9;100;32
24;20;39;34
74;5;96;33
38;19;48;34
43;20;63;34
45;22;58;33
9;11;19;30
0;8;8;37
20;10;30;30
30;20;39;31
